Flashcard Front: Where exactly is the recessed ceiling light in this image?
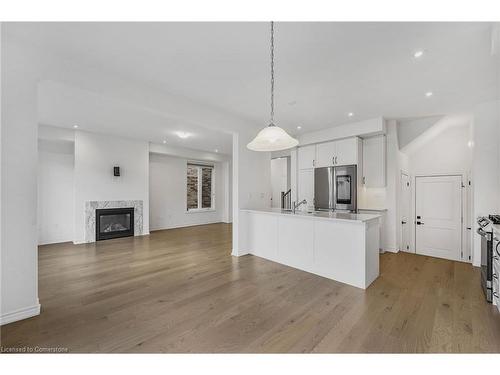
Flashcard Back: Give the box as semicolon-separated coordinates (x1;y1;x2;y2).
297;126;302;130
413;50;424;58
73;125;79;129
175;131;191;139
214;149;219;153
348;112;354;117
425;91;433;97
162;140;167;144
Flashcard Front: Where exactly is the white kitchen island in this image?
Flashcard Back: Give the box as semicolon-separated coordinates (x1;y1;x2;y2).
240;208;381;289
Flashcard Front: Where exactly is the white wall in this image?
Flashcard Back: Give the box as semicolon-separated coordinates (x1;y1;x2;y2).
407;125;471;176
472;100;500;266
232;131;272;256
1;32;40;324
38;139;74;245
397;115;443;149
73;131;149;243
149;153;226;230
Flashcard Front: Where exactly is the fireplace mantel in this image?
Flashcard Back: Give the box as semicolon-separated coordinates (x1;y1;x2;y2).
84;200;144;243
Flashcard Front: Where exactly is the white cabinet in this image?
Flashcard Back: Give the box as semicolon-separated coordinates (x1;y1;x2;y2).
316;141;336;168
297;145;316;170
362;135;386;187
315;138;360;168
297;169;314;209
336;137;359;166
358;209;386;251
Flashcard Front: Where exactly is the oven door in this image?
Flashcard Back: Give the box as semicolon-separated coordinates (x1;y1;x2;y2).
333;165;357;212
478;227;493;302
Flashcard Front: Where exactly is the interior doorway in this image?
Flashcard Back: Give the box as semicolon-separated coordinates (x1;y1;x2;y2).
400;171;412;252
271;157;290;208
415;175;463;261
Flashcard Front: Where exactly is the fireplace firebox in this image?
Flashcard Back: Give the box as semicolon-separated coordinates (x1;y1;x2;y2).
95;207;134;241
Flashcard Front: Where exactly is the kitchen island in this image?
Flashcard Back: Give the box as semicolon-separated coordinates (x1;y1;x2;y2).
240;208;381;289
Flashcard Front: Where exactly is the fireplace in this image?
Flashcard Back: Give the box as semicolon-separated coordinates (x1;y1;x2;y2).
95;207;134;241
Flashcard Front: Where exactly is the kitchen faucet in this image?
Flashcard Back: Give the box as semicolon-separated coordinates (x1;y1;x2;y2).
292;199;307;214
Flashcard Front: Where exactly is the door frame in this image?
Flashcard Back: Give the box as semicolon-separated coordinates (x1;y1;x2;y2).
399;169;413;253
413;173;467;262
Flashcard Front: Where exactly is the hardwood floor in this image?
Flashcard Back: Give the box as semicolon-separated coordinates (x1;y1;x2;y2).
1;223;500;353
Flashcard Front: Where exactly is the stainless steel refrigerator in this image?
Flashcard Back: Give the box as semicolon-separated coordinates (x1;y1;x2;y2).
314;165;357;212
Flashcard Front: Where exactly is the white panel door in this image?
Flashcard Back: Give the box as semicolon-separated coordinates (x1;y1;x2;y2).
415;175;462;261
400;172;411;252
316;141;336;168
335;137;359;166
297;145;316;170
297;169;314;209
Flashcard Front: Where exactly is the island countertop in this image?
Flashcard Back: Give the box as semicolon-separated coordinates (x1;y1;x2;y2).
240;207;380;223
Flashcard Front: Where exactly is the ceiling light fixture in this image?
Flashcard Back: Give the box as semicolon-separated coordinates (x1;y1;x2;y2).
214;149;219;153
73;125;79;129
413;50;424;58
297;126;302;130
162;140;167;144
247;22;298;152
348;112;354;117
176;131;190;139
425;91;433;97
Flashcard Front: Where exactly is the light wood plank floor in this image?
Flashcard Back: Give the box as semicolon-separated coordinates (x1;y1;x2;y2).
1;223;500;353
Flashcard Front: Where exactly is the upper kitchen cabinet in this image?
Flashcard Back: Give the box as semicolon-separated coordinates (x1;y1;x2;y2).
335;137;360;166
316;141;336;168
362;135;386;187
297;144;316;169
316;137;361;168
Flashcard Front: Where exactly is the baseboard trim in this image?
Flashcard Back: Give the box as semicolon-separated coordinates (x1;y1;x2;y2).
383;247;399;253
150;221;224;232
231;249;249;257
0;302;41;326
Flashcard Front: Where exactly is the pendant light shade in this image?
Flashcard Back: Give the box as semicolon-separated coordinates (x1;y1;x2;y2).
247;21;299;152
247;124;299;151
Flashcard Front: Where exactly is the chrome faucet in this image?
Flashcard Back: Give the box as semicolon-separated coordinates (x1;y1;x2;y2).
292;199;307;214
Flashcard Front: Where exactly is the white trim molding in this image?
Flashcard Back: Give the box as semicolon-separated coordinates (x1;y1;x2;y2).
0;302;41;326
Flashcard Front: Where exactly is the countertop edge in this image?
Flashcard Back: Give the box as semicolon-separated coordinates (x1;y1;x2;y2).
240;209;381;223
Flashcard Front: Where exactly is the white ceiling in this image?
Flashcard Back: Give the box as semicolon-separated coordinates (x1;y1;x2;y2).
37;81;234;155
6;22;499;144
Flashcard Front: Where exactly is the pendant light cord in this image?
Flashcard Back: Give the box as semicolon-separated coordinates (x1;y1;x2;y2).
270;21;275;126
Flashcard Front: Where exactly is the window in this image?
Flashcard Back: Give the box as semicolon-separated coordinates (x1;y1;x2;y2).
187;163;214;211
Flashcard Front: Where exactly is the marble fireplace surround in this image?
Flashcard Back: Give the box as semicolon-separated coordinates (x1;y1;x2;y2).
84;200;144;243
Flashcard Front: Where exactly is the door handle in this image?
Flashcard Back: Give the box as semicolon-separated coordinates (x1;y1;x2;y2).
416;221;424;225
332;156;335;165
335;156;338;164
401;221;407;224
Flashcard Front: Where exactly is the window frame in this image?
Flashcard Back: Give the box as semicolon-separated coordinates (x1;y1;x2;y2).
186;163;215;213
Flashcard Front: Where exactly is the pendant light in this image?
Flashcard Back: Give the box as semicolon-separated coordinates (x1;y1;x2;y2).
247;22;299;152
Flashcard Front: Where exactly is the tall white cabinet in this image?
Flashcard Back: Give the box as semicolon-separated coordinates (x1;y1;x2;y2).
362;135;386;188
297;145;316;169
